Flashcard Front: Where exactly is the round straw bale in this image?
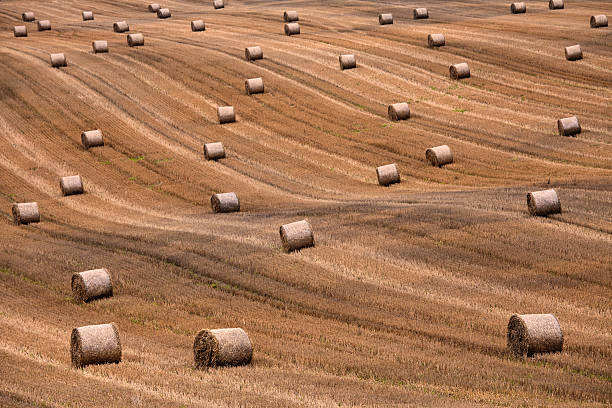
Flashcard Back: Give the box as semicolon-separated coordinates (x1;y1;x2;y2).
428;33;445;47
127;33;144;47
82;11;94;21
564;45;582;61
72;268;113;303
557;116;581;136
148;3;161;12
379;14;393;25
12;202;40;225
450;63;470;80
213;0;225;10
590;15;608;28
413;8;429;19
71;323;121;368
60;175;84;196
511;3;526;14
217;106;235;124
280;220;314;252
339;54;356;70
22;12;35;22
113;21;129;33
245;77;264;95
50;53;67;68
376;163;400;186
37;20;51;31
157;8;171;19
204;142;226;160
284;11;299;22
191;20;206;31
194;328;252;369
284;22;300;36
527;189;561;216
82;129;104;149
549;0;564;10
13;26;27;38
211;192;240;213
507;314;563;357
388;103;410;121
245;46;263;61
426;145;453;167
92;40;109;54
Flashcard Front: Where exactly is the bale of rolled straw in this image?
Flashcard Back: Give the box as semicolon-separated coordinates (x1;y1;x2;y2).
72;268;113;303
527;189;561;216
204;142;226;160
557;116;581;136
37;20;51;31
376;164;400;186
413;8;429;19
13;26;27;38
22;12;35;22
71;323;121;368
211;192;240;213
213;0;225;10
157;8;171;19
284;22;300;36
60;175;84;196
388;103;410;121
245;46;263;61
92;40;109;54
191;20;206;32
148;3;161;12
194;328;252;369
549;0;564;10
245;77;264;95
339;54;356;70
280;220;314;252
217;106;235;124
450;63;470;79
428;33;445;47
590;15;608;28
82;129;105;148
127;33;144;47
82;11;94;21
511;3;526;14
379;14;393;25
12;202;40;225
565;45;582;61
50;53;67;68
507;314;563;357
284;11;299;22
113;21;129;33
426;145;453;167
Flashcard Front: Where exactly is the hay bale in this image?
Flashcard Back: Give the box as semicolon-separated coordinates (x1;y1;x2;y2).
557;116;581;136
60;175;84;196
37;20;51;31
204;142;226;160
339;54;356;70
71;323;121;368
507;314;563;357
413;8;429;19
549;0;564;10
50;53;67;68
388;103;410;121
280;220;314;252
511;3;526;14
127;33;144;47
284;11;299;22
13;26;27;38
194;328;252;369
22;12;35;22
211;192;240;213
217;106;235;124
245;77;264;95
450;63;470;79
565;45;582;61
148;3;160;12
527;189;561;216
82;11;94;21
113;21;129;33
213;0;225;10
245;46;263;61
82;129;104;148
590;15;608;28
428;33;445;47
92;41;109;54
376;163;400;186
426;145;453;167
284;22;300;36
12;202;40;225
157;8;171;19
191;20;206;32
72;268;113;303
379;14;393;25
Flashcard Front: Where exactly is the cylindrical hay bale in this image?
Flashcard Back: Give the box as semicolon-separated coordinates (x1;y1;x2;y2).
72;269;113;303
194;328;252;369
284;11;299;22
279;220;314;252
12;202;40;225
92;41;109;54
339;54;356;70
22;12;35;22
245;46;263;61
211;192;240;213
127;33;144;47
204;142;226;160
564;45;582;61
388;103;410;121
413;8;429;19
60;175;84;196
82;11;94;21
213;0;225;10
245;77;264;95
511;3;526;14
157;8;171;19
507;314;563;357
428;33;445;47
81;130;104;148
376;164;400;186
450;63;470;80
50;53;67;68
284;22;300;36
71;323;121;368
557;116;581;136
37;20;51;31
527;189;561;216
217;106;235;124
379;14;393;25
590;15;608;28
148;3;161;12
191;20;206;32
426;145;453;167
549;0;564;10
113;21;129;33
13;26;27;38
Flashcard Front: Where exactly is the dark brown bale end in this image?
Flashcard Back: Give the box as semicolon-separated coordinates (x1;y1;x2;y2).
217;106;235;124
13;26;27;37
450;63;470;79
549;0;564;10
284;22;300;36
191;20;206;32
12;202;40;225
204;142;226;160
71;323;121;368
60;175;84;196
211;192;240;213
590;15;608;28
428;33;445;47
82;129;104;148
22;12;35;22
113;21;129;33
50;53;67;68
127;33;144;47
82;11;94;21
245;78;264;95
564;45;582;61
148;4;161;12
376;164;400;186
388;103;410;121
413;8;429;19
194;328;252;369
379;14;393;25
92;41;109;54
284;11;299;22
339;54;356;70
245;46;263;61
213;0;225;10
507;314;563;357
37;20;51;31
557;116;581;136
511;3;526;14
527;189;561;216
72;269;113;303
426;145;453;167
280;220;314;252
157;8;171;19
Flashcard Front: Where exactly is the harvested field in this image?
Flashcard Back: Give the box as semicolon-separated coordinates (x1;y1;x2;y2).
0;0;610;406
